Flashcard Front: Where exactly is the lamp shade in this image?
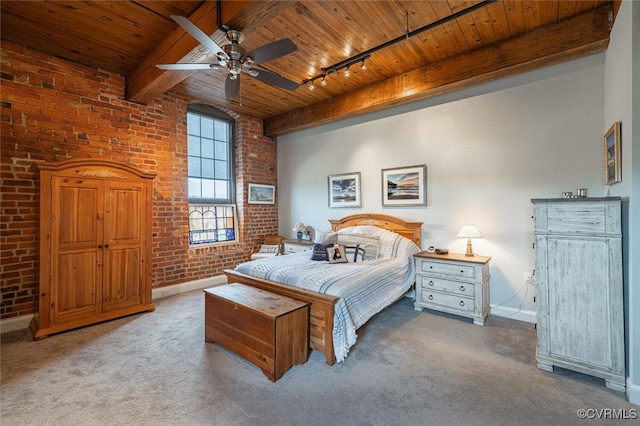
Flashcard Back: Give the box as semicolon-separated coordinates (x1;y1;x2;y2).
457;224;482;239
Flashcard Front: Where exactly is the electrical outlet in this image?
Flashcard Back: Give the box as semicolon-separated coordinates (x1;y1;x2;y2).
523;272;532;283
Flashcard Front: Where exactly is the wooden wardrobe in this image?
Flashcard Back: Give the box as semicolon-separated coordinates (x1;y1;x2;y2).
31;159;156;340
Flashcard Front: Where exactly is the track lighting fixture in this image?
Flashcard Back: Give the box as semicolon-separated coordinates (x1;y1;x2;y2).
343;67;350;78
309;81;315;91
360;59;367;71
321;76;327;86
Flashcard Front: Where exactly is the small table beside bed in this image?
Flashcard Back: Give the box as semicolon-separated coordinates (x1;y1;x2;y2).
223;213;423;366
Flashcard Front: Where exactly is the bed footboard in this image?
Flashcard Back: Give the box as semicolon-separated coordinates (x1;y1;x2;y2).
223;269;339;366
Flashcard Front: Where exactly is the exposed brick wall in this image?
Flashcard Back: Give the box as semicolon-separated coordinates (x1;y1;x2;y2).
0;39;278;319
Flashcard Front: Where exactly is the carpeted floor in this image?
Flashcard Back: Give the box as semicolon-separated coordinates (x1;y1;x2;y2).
1;289;634;426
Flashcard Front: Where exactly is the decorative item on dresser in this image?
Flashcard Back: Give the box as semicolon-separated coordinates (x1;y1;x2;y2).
283;239;313;254
414;252;491;326
531;197;625;392
456;224;482;257
30;159;156;340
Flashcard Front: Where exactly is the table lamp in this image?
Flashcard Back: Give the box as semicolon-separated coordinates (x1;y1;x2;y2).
457;224;482;256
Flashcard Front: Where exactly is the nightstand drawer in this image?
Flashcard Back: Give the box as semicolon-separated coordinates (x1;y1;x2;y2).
416;259;475;279
418;276;475;297
420;290;474;313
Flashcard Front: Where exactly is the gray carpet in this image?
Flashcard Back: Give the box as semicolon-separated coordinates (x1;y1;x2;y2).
1;289;634;426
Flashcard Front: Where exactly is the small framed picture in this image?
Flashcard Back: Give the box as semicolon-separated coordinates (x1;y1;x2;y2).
248;183;276;204
604;121;621;185
381;164;427;207
328;172;361;208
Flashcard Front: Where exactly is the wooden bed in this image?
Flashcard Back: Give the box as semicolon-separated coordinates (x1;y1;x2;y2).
224;213;423;365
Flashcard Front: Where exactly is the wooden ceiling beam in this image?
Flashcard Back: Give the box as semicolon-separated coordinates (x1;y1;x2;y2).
264;3;612;138
126;0;292;105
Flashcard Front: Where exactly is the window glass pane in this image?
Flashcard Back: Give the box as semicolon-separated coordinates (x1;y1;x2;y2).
188;178;201;198
215;121;228;142
201;138;214;159
214;160;228;179
188;156;200;177
202;159;214;178
202;179;215;199
187;113;200;136
215;180;228;199
188;204;237;244
215;141;227;159
188;135;200;156
201;117;214;139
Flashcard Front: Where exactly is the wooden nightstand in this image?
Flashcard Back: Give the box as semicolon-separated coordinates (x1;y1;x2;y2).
414;252;491;326
283;239;313;254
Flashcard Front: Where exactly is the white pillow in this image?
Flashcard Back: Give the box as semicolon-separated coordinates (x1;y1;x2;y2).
258;244;280;254
314;230;338;244
337;233;380;261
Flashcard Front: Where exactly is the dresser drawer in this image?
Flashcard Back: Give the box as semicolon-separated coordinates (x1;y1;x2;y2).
416;258;475;279
418;275;475;297
420;290;474;313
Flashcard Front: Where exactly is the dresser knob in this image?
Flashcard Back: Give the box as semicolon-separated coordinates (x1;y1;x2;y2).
459;300;465;307
460;270;464;274
459;285;465;292
428;281;434;286
428;295;433;300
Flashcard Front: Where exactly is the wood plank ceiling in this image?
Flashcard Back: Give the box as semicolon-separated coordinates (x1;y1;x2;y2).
1;1;616;137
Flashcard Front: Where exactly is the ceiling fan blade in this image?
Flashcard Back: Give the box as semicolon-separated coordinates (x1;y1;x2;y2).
156;63;218;70
171;15;226;58
252;69;299;91
225;74;240;99
245;38;297;65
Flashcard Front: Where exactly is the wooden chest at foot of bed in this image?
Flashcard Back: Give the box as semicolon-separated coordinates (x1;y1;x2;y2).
204;283;310;382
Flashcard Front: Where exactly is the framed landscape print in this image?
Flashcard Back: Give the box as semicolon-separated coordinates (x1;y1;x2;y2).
604;121;621;184
381;164;427;207
248;183;276;204
328;172;361;208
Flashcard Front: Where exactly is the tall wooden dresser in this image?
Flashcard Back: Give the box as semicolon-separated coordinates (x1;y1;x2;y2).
531;197;625;392
31;159;156;339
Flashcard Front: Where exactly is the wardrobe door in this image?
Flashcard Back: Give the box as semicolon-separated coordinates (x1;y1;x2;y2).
49;176;104;325
102;180;149;312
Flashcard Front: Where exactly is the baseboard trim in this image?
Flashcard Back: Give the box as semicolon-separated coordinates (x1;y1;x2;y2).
628;378;640;406
0;315;32;334
490;305;537;323
151;274;226;299
0;275;228;334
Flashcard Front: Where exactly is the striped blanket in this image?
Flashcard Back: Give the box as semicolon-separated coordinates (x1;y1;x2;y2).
235;226;420;362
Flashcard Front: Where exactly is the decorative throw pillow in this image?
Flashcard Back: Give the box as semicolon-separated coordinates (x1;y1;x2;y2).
344;244;365;262
327;244;348;263
310;243;333;261
314;230;338;245
337;233;380;261
258;244;280;254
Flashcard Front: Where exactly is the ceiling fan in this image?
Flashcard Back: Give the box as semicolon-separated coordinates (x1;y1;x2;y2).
157;15;299;99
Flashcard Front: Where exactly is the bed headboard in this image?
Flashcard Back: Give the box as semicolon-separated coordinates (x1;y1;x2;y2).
328;213;423;248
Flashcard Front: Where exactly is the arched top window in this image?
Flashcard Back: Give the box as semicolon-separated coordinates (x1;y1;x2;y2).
187;105;236;245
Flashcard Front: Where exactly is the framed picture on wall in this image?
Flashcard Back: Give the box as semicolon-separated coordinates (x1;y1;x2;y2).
328;172;361;208
381;164;427;207
604;121;621;185
248;183;276;204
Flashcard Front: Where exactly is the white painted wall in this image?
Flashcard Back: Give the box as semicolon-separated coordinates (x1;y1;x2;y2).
277;54;605;323
604;0;639;405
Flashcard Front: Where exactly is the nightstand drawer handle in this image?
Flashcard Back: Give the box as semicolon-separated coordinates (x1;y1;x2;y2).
428;280;434;286
460;270;464;274
459;300;465;307
428;295;433;300
459;285;465;292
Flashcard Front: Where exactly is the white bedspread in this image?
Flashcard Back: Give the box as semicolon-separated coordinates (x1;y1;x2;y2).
234;226;420;362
